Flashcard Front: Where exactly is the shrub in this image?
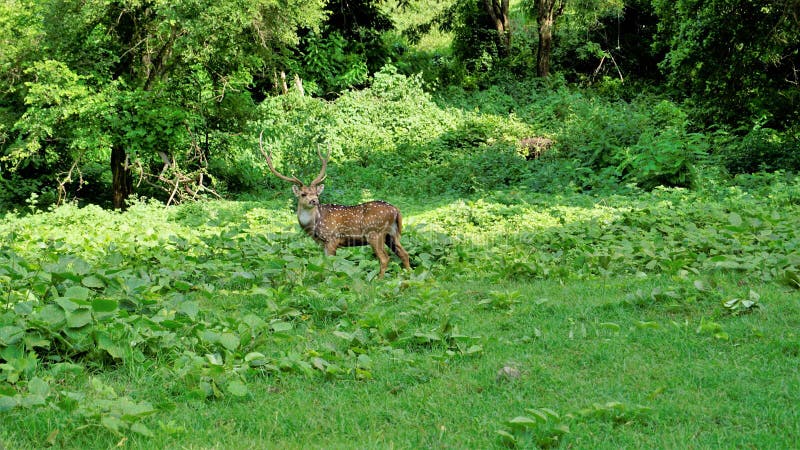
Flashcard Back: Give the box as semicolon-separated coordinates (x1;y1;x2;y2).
716;126;800;174
618;128;708;189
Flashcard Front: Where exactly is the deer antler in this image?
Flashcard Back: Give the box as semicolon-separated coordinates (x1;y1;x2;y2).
309;143;331;187
259;130;303;186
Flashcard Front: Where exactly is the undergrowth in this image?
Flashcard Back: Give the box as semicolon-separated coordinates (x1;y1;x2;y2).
2;175;799;446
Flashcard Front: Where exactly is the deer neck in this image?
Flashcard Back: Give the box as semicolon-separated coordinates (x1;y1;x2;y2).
296;205;321;237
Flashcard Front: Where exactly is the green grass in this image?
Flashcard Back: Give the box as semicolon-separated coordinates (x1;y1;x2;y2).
2;183;799;448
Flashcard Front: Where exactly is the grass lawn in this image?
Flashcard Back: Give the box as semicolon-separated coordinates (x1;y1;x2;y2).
1;184;799;448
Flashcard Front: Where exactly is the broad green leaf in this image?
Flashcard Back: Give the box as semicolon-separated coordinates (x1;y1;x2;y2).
357;354;372;367
539;408;560;419
27;377;49;397
199;330;220;345
0;396;18;412
64;286;90;301
206;353;223;366
81;275;105;288
599;322;621;332
173;280;192;292
226;380;249;397
465;345;483;355
635;321;660;329
244;352;268;367
130;422;154;437
177;301;199;319
218;333;240;351
723;298;740;309
66;309;92;328
553;423;570;434
101;416;123;433
19;393;46;407
159;319;182;330
525;408;550;422
270;321;293;333
496;429;517;446
311;357;328;371
120;399;156;418
413;331;442;342
506;416;539;429
37;304;65;327
54;297;79;312
241;314;267;330
97;332;125;359
91;298;118;312
332;331;354;341
728;212;743;226
23;333;50;349
712;258;744;269
0;326;24;346
13;301;34;315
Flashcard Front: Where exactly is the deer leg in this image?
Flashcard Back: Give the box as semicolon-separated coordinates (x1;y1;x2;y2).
324;241;338;256
369;235;390;278
386;234;411;270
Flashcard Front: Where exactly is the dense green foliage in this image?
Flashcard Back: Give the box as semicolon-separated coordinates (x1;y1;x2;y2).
653;0;800;127
2;0;798;208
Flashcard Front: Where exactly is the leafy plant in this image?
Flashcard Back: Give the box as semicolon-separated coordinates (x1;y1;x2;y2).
497;407;570;448
722;290;761;315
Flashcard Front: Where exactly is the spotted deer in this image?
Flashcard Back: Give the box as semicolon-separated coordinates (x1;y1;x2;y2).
259;132;411;278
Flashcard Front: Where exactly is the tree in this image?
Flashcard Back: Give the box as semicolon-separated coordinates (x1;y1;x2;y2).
1;0;327;209
446;0;510;75
534;0;566;77
482;0;511;57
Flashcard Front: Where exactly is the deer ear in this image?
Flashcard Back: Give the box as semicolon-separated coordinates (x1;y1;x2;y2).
291;185;301;197
315;184;324;195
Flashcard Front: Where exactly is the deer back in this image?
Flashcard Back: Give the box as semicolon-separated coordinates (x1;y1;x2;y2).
312;201;401;246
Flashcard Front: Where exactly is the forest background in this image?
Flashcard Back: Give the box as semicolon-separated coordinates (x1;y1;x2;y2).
1;0;798;208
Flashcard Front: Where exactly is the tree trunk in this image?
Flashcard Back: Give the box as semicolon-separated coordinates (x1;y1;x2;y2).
483;0;511;57
537;16;553;77
111;144;132;210
536;0;565;77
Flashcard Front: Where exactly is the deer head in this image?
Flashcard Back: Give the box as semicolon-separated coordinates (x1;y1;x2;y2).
259;130;329;212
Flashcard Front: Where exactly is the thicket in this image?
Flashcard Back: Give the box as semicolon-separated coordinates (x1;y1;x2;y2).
0;0;798;211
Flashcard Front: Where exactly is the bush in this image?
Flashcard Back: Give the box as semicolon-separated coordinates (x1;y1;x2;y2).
716;126;800;175
618;128;708;189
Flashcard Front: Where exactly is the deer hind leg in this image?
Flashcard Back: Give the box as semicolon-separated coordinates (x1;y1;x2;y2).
385;234;411;270
369;234;390;278
324;240;338;256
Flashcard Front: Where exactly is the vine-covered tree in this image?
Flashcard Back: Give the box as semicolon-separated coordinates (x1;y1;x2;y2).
0;0;326;208
482;0;511;57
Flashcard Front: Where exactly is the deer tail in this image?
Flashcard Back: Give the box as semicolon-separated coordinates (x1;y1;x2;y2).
386;211;403;254
395;210;403;235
